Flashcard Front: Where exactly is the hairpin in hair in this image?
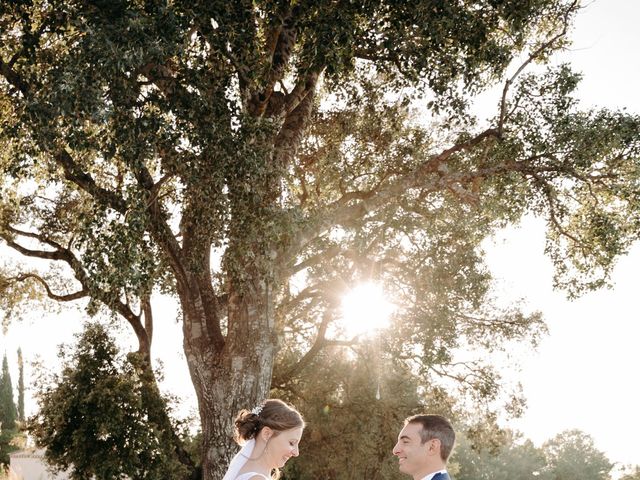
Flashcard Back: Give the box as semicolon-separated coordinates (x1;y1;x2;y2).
251;403;264;416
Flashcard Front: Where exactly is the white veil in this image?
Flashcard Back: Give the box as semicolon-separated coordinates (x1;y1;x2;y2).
221;438;255;480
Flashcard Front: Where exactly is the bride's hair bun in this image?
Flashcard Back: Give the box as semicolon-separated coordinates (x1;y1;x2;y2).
233;399;304;443
234;409;262;442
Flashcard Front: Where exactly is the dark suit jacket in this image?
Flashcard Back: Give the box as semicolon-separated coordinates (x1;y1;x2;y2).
431;472;451;480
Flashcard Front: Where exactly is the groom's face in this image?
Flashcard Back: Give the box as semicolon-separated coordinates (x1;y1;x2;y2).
392;422;431;478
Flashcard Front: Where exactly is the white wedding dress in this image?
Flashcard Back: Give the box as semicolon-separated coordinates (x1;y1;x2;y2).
234;473;270;480
222;439;271;480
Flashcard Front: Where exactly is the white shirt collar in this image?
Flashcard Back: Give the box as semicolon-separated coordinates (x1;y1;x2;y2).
421;469;447;480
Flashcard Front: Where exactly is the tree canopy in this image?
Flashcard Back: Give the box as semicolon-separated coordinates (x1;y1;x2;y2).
2;1;640;478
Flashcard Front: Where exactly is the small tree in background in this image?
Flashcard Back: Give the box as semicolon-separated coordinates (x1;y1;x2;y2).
542;430;613;480
0;355;17;432
30;323;194;480
620;465;640;480
454;428;617;480
0;353;19;465
453;429;549;480
16;348;24;424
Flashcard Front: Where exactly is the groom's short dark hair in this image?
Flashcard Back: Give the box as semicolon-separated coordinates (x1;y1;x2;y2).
405;414;455;461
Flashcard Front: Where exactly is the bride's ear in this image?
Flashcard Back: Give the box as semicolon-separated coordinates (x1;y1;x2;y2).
260;427;274;441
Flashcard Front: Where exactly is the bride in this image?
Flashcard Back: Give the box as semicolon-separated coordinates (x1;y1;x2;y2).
222;399;305;480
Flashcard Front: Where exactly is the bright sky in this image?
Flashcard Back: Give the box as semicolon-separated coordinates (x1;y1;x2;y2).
487;218;640;470
1;0;639;472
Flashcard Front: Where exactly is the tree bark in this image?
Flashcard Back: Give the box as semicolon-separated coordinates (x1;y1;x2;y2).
182;278;276;480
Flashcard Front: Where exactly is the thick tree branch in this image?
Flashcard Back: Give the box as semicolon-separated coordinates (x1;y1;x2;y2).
281;70;321;119
353;49;414;79
11;273;87;302
113;300;149;359
264;71;321;204
1;233;71;262
280;284;323;313
141;295;153;351
198;272;225;351
267;74;319;207
5;225;67;251
0;59;30;95
180;195;225;351
55;150;128;214
289;245;342;275
249;5;301;117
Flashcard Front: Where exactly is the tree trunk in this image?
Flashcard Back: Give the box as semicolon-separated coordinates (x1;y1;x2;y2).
182;278;277;480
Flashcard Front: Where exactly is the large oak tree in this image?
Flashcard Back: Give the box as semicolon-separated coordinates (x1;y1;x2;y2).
2;1;640;478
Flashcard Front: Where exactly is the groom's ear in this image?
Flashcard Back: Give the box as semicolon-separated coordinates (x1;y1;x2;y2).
261;427;274;441
426;438;441;456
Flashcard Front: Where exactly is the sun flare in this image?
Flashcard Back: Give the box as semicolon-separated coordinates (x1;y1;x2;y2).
340;282;395;338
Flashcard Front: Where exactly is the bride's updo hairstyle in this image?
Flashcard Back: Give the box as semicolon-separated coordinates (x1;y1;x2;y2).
234;398;304;443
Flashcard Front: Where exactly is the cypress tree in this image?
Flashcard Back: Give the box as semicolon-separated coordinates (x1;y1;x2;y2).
0;354;17;431
17;348;24;423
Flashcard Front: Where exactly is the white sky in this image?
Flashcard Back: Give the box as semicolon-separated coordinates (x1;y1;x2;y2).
486;217;640;469
1;0;639;471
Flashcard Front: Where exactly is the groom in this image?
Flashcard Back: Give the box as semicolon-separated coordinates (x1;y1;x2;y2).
392;414;456;480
